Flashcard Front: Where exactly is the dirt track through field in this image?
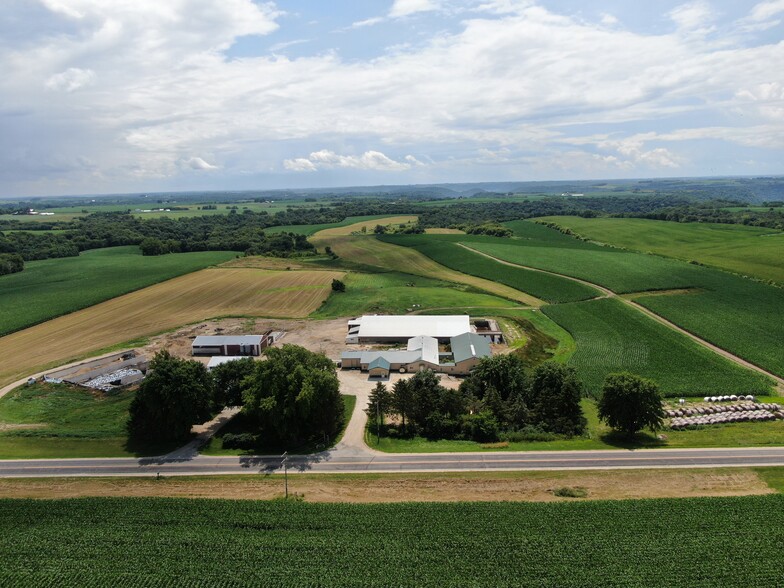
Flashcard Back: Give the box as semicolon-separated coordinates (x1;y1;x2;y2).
0;268;343;389
460;244;784;393
311;220;542;306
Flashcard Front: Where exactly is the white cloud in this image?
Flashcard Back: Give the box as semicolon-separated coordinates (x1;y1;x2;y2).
600;13;619;27
284;150;419;172
45;68;95;92
747;0;784;21
184;157;219;170
389;0;439;18
668;1;715;32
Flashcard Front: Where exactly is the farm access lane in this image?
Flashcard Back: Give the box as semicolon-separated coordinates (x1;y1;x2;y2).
2;447;784;478
458;244;784;393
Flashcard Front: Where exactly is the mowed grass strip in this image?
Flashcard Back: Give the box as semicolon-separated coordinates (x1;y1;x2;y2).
542;298;772;397
311;222;541;306
0;247;237;336
0;268;343;388
0;496;783;587
380;234;597;303
539;216;784;284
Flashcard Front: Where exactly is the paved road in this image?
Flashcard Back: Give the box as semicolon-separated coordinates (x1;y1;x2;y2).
2;447;784;478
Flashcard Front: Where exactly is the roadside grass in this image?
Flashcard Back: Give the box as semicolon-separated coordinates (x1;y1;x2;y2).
756;467;784;493
312;272;516;318
0;382;176;458
369;398;784;453
0;246;237;336
201;395;356;456
538;216;784;285
543;297;772;397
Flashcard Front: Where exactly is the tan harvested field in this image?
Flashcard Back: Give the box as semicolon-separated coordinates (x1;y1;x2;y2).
218;256;313;271
425;228;466;234
311;225;542;307
0;268;343;387
0;469;772;502
314;215;419;237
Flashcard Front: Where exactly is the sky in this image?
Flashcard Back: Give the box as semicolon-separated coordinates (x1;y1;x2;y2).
1;0;783;198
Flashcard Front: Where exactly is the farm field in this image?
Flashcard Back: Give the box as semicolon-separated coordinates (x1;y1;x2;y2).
0;382;175;458
312;271;517;318
379;234;598;303
0;267;343;389
1;495;782;586
538;216;784;284
542;298;772;396
372;397;784;453
430;220;784;380
0;247;237;336
310;221;542;305
264;214;407;236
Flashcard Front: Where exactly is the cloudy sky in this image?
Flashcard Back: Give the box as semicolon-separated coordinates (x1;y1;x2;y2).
1;0;783;197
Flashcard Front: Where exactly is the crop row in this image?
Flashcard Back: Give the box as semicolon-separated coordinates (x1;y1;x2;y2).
0;496;783;587
542;298;772;396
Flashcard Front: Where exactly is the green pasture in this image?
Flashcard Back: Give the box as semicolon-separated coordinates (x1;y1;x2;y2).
0;382;175;458
542;298;772;396
1;495;782;586
538;216;784;284
379;234;598;303
0;246;236;336
312;271;516;318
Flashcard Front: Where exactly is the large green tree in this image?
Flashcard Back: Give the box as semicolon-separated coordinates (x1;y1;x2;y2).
529;362;586;436
127;351;213;442
242;345;344;445
598;372;665;438
211;357;255;408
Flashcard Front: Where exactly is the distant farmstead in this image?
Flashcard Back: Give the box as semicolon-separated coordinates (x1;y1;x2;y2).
192;335;271;357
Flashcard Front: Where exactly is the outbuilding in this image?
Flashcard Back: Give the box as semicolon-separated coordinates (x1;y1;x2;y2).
192;335;269;357
367;357;391;378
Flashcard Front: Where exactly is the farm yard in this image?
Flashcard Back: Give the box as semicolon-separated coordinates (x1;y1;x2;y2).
0;267;343;389
0;495;783;586
0;247;237;335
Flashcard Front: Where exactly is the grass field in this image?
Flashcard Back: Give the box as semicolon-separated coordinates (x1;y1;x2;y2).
0;382;175;458
379;234;598;303
0;267;343;389
542;298;772;396
1;495;783;586
538;216;784;284
312;271;518;318
310;221;542;305
0;247;237;335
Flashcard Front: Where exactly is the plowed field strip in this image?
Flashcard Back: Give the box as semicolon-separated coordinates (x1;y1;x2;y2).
0;268;343;388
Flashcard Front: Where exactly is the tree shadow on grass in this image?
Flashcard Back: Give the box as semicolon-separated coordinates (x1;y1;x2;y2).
598;430;667;450
123;436;188;459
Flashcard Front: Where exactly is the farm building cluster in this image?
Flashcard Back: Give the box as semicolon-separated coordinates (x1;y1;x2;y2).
341;315;498;377
191;331;282;370
43;352;149;392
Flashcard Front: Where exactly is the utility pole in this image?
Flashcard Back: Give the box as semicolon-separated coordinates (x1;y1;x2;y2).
282;451;288;499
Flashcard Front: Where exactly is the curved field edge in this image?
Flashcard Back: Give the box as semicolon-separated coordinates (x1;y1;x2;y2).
542;297;772;396
0;247;238;336
0;496;783;587
310;224;542;306
0;267;344;389
377;234;597;303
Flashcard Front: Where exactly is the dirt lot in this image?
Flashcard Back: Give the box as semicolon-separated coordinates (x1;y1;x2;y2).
0;469;772;503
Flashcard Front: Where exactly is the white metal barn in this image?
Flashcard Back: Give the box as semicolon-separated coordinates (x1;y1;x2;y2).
346;315;471;344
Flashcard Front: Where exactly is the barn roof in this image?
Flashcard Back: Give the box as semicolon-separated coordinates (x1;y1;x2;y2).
450;332;491;364
193;335;264;346
353;315;470;339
